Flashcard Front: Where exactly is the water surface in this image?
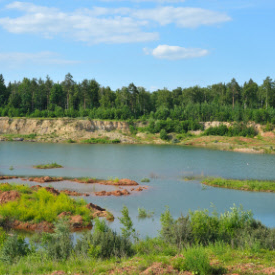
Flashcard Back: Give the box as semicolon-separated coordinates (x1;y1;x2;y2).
1;142;275;237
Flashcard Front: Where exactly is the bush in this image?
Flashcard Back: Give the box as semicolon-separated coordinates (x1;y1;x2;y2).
0;235;30;263
160;129;169;140
75;218;134;259
41;219;73;260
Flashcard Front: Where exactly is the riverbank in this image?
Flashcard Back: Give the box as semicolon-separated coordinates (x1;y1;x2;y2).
1;117;275;154
2;205;275;275
202;177;275;193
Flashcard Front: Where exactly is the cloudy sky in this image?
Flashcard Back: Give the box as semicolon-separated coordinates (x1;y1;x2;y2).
0;0;274;90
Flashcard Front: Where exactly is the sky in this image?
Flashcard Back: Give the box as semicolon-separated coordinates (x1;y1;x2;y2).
0;0;274;91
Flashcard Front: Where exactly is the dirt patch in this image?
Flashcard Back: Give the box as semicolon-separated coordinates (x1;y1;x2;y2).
0;190;20;204
10;220;54;232
141;262;178;274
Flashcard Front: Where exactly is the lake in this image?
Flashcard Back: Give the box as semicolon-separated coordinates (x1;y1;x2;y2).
1;141;275;237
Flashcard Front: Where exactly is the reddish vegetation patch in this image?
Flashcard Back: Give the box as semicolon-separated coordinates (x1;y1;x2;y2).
73;178;96;184
29;176;64;183
94;189;130;196
61;189;89;197
0;190;21;204
99;178;139;186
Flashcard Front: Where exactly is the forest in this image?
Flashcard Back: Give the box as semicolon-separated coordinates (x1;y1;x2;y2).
0;73;275;124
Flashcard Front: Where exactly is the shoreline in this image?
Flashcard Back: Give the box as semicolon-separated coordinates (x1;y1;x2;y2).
0;117;275;154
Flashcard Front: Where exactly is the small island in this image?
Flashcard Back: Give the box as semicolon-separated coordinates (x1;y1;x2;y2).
203;177;275;193
33;162;63;169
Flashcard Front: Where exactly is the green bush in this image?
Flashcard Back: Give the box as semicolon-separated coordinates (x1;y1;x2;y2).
160;129;169;140
0;235;30;263
41;219;73;260
76;218;134;259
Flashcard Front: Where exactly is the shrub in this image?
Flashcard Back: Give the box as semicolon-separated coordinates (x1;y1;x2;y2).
76;218;134;259
41;219;73;260
160;129;169;140
0;235;30;263
119;206;136;240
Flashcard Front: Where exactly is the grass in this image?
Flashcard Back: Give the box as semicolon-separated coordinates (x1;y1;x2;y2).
81;137;120;144
0;183;91;225
1;133;37;140
33;162;63;169
1;243;275;274
202;177;275;192
141;178;150;182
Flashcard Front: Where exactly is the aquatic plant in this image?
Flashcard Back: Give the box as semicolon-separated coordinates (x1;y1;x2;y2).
137;207;154;219
141;178;150;182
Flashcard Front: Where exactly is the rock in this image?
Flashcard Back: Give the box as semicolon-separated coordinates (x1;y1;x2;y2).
12;137;24;141
86;203;106;212
43;176;53;182
11;220;54;232
43;187;60;195
70;215;83;228
0;190;20;204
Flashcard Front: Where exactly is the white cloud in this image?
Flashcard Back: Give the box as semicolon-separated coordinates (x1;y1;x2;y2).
144;45;209;60
0;52;80;68
133;7;231;28
0;2;231;44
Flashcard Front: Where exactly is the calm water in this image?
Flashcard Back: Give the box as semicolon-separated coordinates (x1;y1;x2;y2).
1;141;275;237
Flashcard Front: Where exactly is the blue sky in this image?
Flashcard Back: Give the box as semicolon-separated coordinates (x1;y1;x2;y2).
0;0;274;91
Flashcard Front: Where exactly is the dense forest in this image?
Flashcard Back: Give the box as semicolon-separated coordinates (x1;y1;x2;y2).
0;73;275;124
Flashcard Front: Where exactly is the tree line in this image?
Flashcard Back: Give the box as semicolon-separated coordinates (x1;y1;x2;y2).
0;73;275;123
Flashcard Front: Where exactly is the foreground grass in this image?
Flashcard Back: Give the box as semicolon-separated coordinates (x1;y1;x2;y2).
1;244;275;274
33;162;63;169
203;177;275;192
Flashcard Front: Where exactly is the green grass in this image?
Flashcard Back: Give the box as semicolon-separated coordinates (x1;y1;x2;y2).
203;177;275;192
33;162;63;169
137;207;154;219
141;178;150;182
81;137;120;144
0;184;91;224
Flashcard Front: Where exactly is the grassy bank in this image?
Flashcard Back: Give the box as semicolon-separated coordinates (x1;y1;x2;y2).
1;205;275;274
203;177;275;192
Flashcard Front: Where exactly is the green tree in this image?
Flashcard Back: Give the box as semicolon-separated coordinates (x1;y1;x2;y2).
243;79;258;109
0;74;7;107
